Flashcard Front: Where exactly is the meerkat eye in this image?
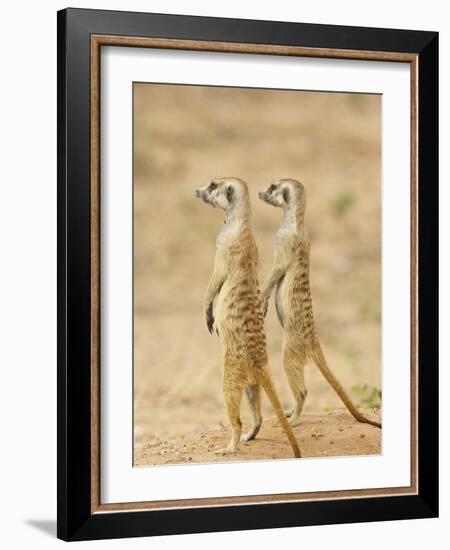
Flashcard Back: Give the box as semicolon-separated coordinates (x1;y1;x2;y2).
209;182;217;191
268;184;276;193
282;188;290;202
226;185;234;202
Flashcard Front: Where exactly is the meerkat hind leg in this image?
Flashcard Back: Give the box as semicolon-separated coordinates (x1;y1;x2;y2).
215;375;244;455
242;384;262;441
283;341;308;427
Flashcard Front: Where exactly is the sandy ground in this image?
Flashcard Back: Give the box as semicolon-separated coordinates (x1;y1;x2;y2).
134;410;381;466
133;84;381;466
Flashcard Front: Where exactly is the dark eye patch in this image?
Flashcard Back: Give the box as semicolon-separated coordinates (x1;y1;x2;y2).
268;184;276;193
208;182;217;191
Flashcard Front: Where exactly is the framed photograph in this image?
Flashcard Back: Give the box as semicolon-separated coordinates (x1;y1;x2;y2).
57;8;438;541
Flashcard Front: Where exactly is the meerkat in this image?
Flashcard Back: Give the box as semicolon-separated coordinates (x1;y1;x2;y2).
195;177;301;457
258;178;381;429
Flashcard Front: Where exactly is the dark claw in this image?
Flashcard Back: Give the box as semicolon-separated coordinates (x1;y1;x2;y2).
206;303;214;334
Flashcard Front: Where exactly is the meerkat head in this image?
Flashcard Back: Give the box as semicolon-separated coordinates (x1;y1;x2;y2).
195;177;249;213
258;179;305;210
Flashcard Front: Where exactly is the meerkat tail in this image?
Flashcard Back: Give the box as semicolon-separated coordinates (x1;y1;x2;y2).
260;375;302;458
311;344;382;429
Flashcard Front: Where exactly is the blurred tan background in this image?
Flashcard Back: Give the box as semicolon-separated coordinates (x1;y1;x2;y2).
133;83;381;463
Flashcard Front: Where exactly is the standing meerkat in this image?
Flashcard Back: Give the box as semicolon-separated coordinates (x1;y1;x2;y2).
258;178;381;429
195;177;301;457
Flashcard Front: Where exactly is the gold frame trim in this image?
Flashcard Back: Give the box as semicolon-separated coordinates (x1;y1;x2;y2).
90;35;419;514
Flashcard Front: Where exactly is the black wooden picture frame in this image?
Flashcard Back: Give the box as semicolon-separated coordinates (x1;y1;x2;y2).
57;7;438;541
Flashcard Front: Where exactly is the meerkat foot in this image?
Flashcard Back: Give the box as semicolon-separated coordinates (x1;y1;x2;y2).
241;421;262;442
288;404;305;426
285;407;295;418
287;392;307;425
215;446;237;456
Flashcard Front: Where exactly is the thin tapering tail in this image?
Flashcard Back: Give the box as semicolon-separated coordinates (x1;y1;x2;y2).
260;375;302;458
311;343;381;429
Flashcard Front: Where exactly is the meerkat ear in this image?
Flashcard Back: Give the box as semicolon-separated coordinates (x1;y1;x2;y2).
226;185;234;202
282;187;290;203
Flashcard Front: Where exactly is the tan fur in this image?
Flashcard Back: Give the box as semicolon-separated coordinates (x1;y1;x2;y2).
195;177;301;457
259;178;381;429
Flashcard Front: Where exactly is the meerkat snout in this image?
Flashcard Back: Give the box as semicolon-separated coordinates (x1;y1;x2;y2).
195;181;217;207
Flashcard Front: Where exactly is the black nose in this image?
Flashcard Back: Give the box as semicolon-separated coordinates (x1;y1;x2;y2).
258;192;265;200
195;189;201;197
